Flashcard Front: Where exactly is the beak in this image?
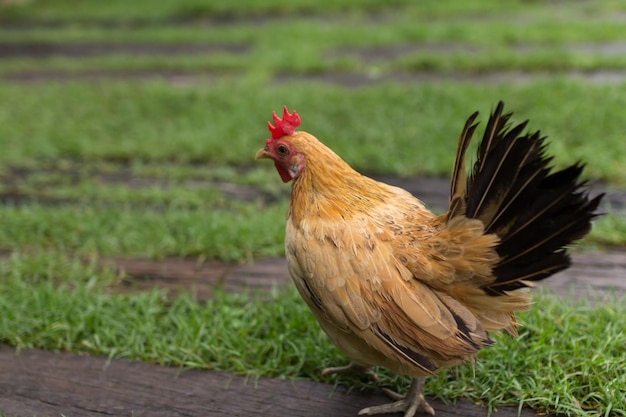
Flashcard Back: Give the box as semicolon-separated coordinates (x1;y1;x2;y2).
255;147;270;160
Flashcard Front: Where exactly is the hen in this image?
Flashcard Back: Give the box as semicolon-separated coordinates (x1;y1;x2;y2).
255;103;602;417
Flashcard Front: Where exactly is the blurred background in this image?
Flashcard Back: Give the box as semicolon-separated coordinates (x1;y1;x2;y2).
1;2;625;416
0;0;624;258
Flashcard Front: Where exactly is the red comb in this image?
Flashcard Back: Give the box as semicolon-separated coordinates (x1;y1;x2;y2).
268;106;301;139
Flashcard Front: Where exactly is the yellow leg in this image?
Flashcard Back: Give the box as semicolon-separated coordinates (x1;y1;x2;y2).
358;377;434;417
321;362;378;381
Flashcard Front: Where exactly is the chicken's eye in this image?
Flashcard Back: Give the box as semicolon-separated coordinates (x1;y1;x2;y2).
276;144;290;157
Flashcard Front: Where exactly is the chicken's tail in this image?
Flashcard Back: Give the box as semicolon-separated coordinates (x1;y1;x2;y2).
448;101;603;296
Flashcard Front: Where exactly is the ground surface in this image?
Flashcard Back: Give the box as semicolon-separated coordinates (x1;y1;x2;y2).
2;175;625;417
2;13;626;416
2;245;625;417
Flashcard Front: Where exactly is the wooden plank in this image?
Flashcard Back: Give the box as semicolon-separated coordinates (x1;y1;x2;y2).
101;248;626;300
0;346;540;417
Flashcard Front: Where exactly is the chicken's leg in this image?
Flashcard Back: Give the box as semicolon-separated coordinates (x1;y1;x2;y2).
358;377;434;417
322;362;378;381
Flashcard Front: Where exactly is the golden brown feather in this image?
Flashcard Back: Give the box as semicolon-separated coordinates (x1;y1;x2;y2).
256;103;602;417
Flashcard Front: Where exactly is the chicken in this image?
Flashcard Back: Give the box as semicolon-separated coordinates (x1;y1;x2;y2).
255;103;602;417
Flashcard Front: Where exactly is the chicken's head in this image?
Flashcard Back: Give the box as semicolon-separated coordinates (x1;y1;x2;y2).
255;106;306;183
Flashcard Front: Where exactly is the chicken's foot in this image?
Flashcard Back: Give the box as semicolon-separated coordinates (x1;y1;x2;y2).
321;362;378;381
358;377;434;417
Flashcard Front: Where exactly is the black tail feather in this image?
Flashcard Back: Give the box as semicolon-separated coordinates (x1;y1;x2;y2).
449;101;604;296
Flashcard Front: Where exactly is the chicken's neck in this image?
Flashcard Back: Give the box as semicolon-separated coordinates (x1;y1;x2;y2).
289;154;392;225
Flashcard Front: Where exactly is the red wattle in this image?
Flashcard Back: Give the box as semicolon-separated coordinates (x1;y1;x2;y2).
275;161;293;183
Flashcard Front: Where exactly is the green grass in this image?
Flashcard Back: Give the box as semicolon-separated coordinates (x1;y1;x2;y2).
0;194;620;261
0;1;625;416
0;79;624;255
590;213;626;247
2;1;626;79
428;294;626;416
0;252;624;416
2;0;623;23
2;20;626;78
0;80;625;181
0;201;286;261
